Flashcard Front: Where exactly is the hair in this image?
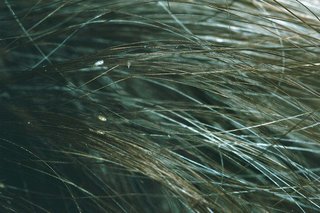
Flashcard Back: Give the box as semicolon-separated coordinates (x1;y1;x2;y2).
1;0;320;212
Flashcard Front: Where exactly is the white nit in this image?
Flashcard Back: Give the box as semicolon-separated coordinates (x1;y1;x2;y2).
94;60;104;66
98;115;107;122
96;130;105;135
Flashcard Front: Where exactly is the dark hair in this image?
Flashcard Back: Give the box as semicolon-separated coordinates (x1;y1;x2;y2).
1;0;320;212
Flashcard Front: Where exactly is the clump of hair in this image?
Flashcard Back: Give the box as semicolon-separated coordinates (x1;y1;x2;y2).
1;0;319;212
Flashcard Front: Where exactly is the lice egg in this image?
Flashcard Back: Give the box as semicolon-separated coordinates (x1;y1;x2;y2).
127;61;131;69
98;115;107;122
96;130;105;135
94;60;104;66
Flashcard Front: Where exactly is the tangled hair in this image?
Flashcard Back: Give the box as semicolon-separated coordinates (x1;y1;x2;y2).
1;0;320;212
